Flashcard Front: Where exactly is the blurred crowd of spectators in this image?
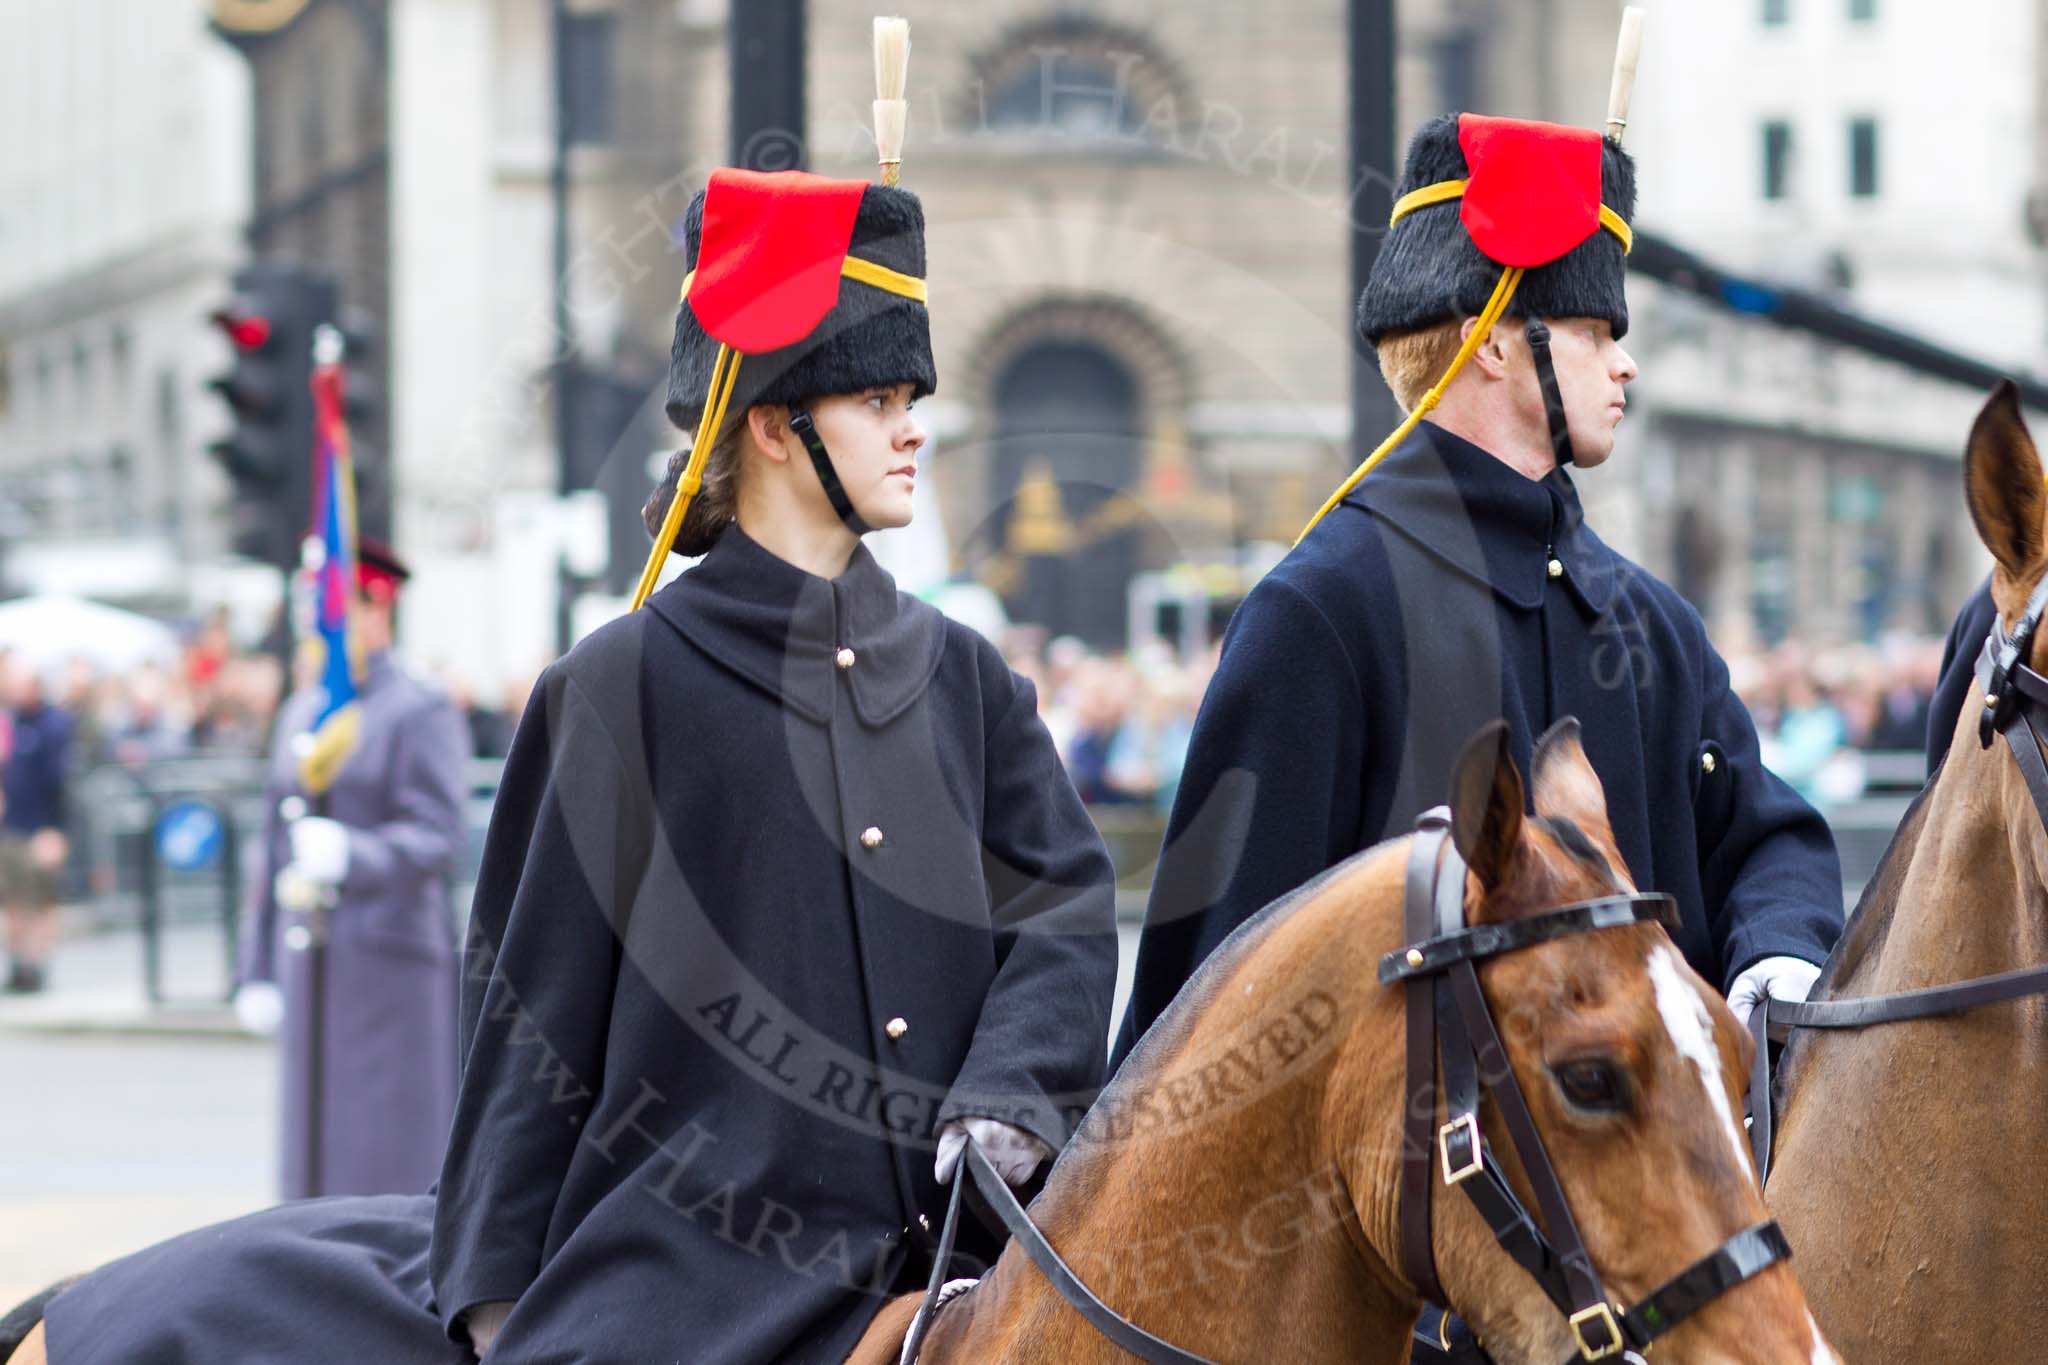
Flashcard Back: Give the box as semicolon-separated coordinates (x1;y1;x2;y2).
0;612;546;777
1724;634;1947;802
1004;627;1952;811
1003;629;1218;813
0;614;1959;832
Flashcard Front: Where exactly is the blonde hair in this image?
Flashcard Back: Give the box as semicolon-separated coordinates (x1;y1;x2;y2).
642;413;748;557
1373;319;1470;414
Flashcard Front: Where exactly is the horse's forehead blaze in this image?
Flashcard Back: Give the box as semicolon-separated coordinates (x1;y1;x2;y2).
1646;945;1751;1173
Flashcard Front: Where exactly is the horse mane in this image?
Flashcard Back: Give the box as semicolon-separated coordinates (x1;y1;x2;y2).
1092;837;1405;1121
1774;771;1937;1098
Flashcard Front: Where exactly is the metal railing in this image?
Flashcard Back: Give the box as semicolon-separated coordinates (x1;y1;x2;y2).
67;750;1924;999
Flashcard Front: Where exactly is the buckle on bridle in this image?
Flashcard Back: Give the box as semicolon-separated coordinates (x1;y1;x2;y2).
1438;1113;1484;1185
1983;610;2041;748
1568;1302;1625;1360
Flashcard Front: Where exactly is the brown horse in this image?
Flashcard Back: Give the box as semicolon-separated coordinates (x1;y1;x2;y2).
1767;381;2048;1361
0;724;1828;1365
849;723;1831;1363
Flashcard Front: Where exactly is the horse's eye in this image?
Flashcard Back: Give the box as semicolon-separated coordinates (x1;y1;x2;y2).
1551;1058;1631;1113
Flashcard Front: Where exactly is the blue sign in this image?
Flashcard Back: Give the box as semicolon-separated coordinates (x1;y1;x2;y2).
157;801;225;873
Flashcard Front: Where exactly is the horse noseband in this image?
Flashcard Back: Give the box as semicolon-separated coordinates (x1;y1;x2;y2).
1384;807;1792;1363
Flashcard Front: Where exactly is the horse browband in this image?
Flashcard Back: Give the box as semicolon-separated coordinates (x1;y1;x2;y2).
904;808;1786;1365
1393;809;1788;1363
1747;569;2048;1184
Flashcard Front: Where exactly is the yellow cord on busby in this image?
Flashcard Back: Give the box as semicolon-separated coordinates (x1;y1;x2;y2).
1298;6;1644;546
1296;264;1526;544
631;341;743;609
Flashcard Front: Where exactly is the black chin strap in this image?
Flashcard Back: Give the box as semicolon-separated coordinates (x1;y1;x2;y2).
787;403;873;536
1525;319;1576;468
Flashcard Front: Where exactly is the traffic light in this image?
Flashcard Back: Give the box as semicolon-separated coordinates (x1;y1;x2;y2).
205;264;335;568
329;309;388;542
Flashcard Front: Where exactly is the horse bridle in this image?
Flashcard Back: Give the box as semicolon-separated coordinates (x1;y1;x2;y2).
1386;808;1790;1364
1748;570;2048;1184
902;808;1790;1365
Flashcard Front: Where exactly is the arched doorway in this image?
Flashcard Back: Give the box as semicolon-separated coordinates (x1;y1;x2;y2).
990;340;1141;648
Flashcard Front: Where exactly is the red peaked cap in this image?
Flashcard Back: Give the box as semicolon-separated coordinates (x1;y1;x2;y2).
354;537;409;604
685;168;871;354
1455;114;1605;268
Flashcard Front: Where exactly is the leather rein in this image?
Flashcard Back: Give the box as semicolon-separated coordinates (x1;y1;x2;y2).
1748;572;2048;1184
902;807;1790;1364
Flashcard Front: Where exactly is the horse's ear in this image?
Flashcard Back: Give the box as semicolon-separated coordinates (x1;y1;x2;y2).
1449;720;1525;893
1531;717;1611;835
1964;380;2046;580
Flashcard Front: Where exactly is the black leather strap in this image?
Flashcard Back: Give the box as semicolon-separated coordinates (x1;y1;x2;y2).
1447;958;1610;1321
1380;895;1679;986
1770;959;2048;1034
1746;996;1775;1182
1402;815;1454;1309
787;403;873;536
1610;1221;1791;1351
964;1143;1219;1365
899;1159;968;1364
1525;319;1576;468
1978;571;2048;749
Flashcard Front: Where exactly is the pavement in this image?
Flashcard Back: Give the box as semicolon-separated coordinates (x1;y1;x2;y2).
0;919;277;1307
0;916;244;1038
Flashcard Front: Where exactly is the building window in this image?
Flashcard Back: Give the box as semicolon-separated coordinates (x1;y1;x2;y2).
1849;117;1880;197
988;49;1144;136
1762;120;1794;200
965;18;1187;151
1762;0;1791;25
1848;0;1877;20
560;13;615;145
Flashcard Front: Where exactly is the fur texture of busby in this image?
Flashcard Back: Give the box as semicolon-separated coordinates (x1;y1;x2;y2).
1356;113;1637;345
663;183;937;433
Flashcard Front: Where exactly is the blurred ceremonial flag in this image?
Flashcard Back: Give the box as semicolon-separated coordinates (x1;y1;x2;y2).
297;327;363;795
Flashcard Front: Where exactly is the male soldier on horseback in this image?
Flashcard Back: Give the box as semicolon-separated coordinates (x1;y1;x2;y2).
1112;110;1846;1362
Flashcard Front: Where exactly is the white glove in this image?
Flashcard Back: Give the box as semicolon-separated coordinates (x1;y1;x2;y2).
934;1117;1052;1187
286;816;351;885
463;1300;515;1358
1727;955;1823;1033
232;981;285;1036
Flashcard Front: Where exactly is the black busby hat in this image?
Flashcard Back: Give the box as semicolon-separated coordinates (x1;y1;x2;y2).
1297;112;1639;542
630;20;927;610
663;172;937;434
1357;112;1637;346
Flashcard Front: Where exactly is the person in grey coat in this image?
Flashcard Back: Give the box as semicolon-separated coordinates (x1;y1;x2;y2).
235;537;472;1199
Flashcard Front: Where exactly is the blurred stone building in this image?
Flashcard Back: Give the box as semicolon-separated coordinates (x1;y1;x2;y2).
1620;0;2043;648
4;0;2035;671
0;1;253;610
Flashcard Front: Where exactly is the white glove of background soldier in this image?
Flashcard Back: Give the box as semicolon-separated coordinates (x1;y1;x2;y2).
1727;955;1823;1034
934;1116;1052;1187
286;816;350;884
232;981;284;1036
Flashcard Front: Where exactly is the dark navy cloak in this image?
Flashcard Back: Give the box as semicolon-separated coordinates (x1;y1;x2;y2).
1114;421;1843;1066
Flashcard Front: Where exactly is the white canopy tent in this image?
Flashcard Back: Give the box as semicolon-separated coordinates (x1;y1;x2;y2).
0;595;180;674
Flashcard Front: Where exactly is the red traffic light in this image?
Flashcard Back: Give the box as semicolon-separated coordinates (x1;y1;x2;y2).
210;307;272;351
